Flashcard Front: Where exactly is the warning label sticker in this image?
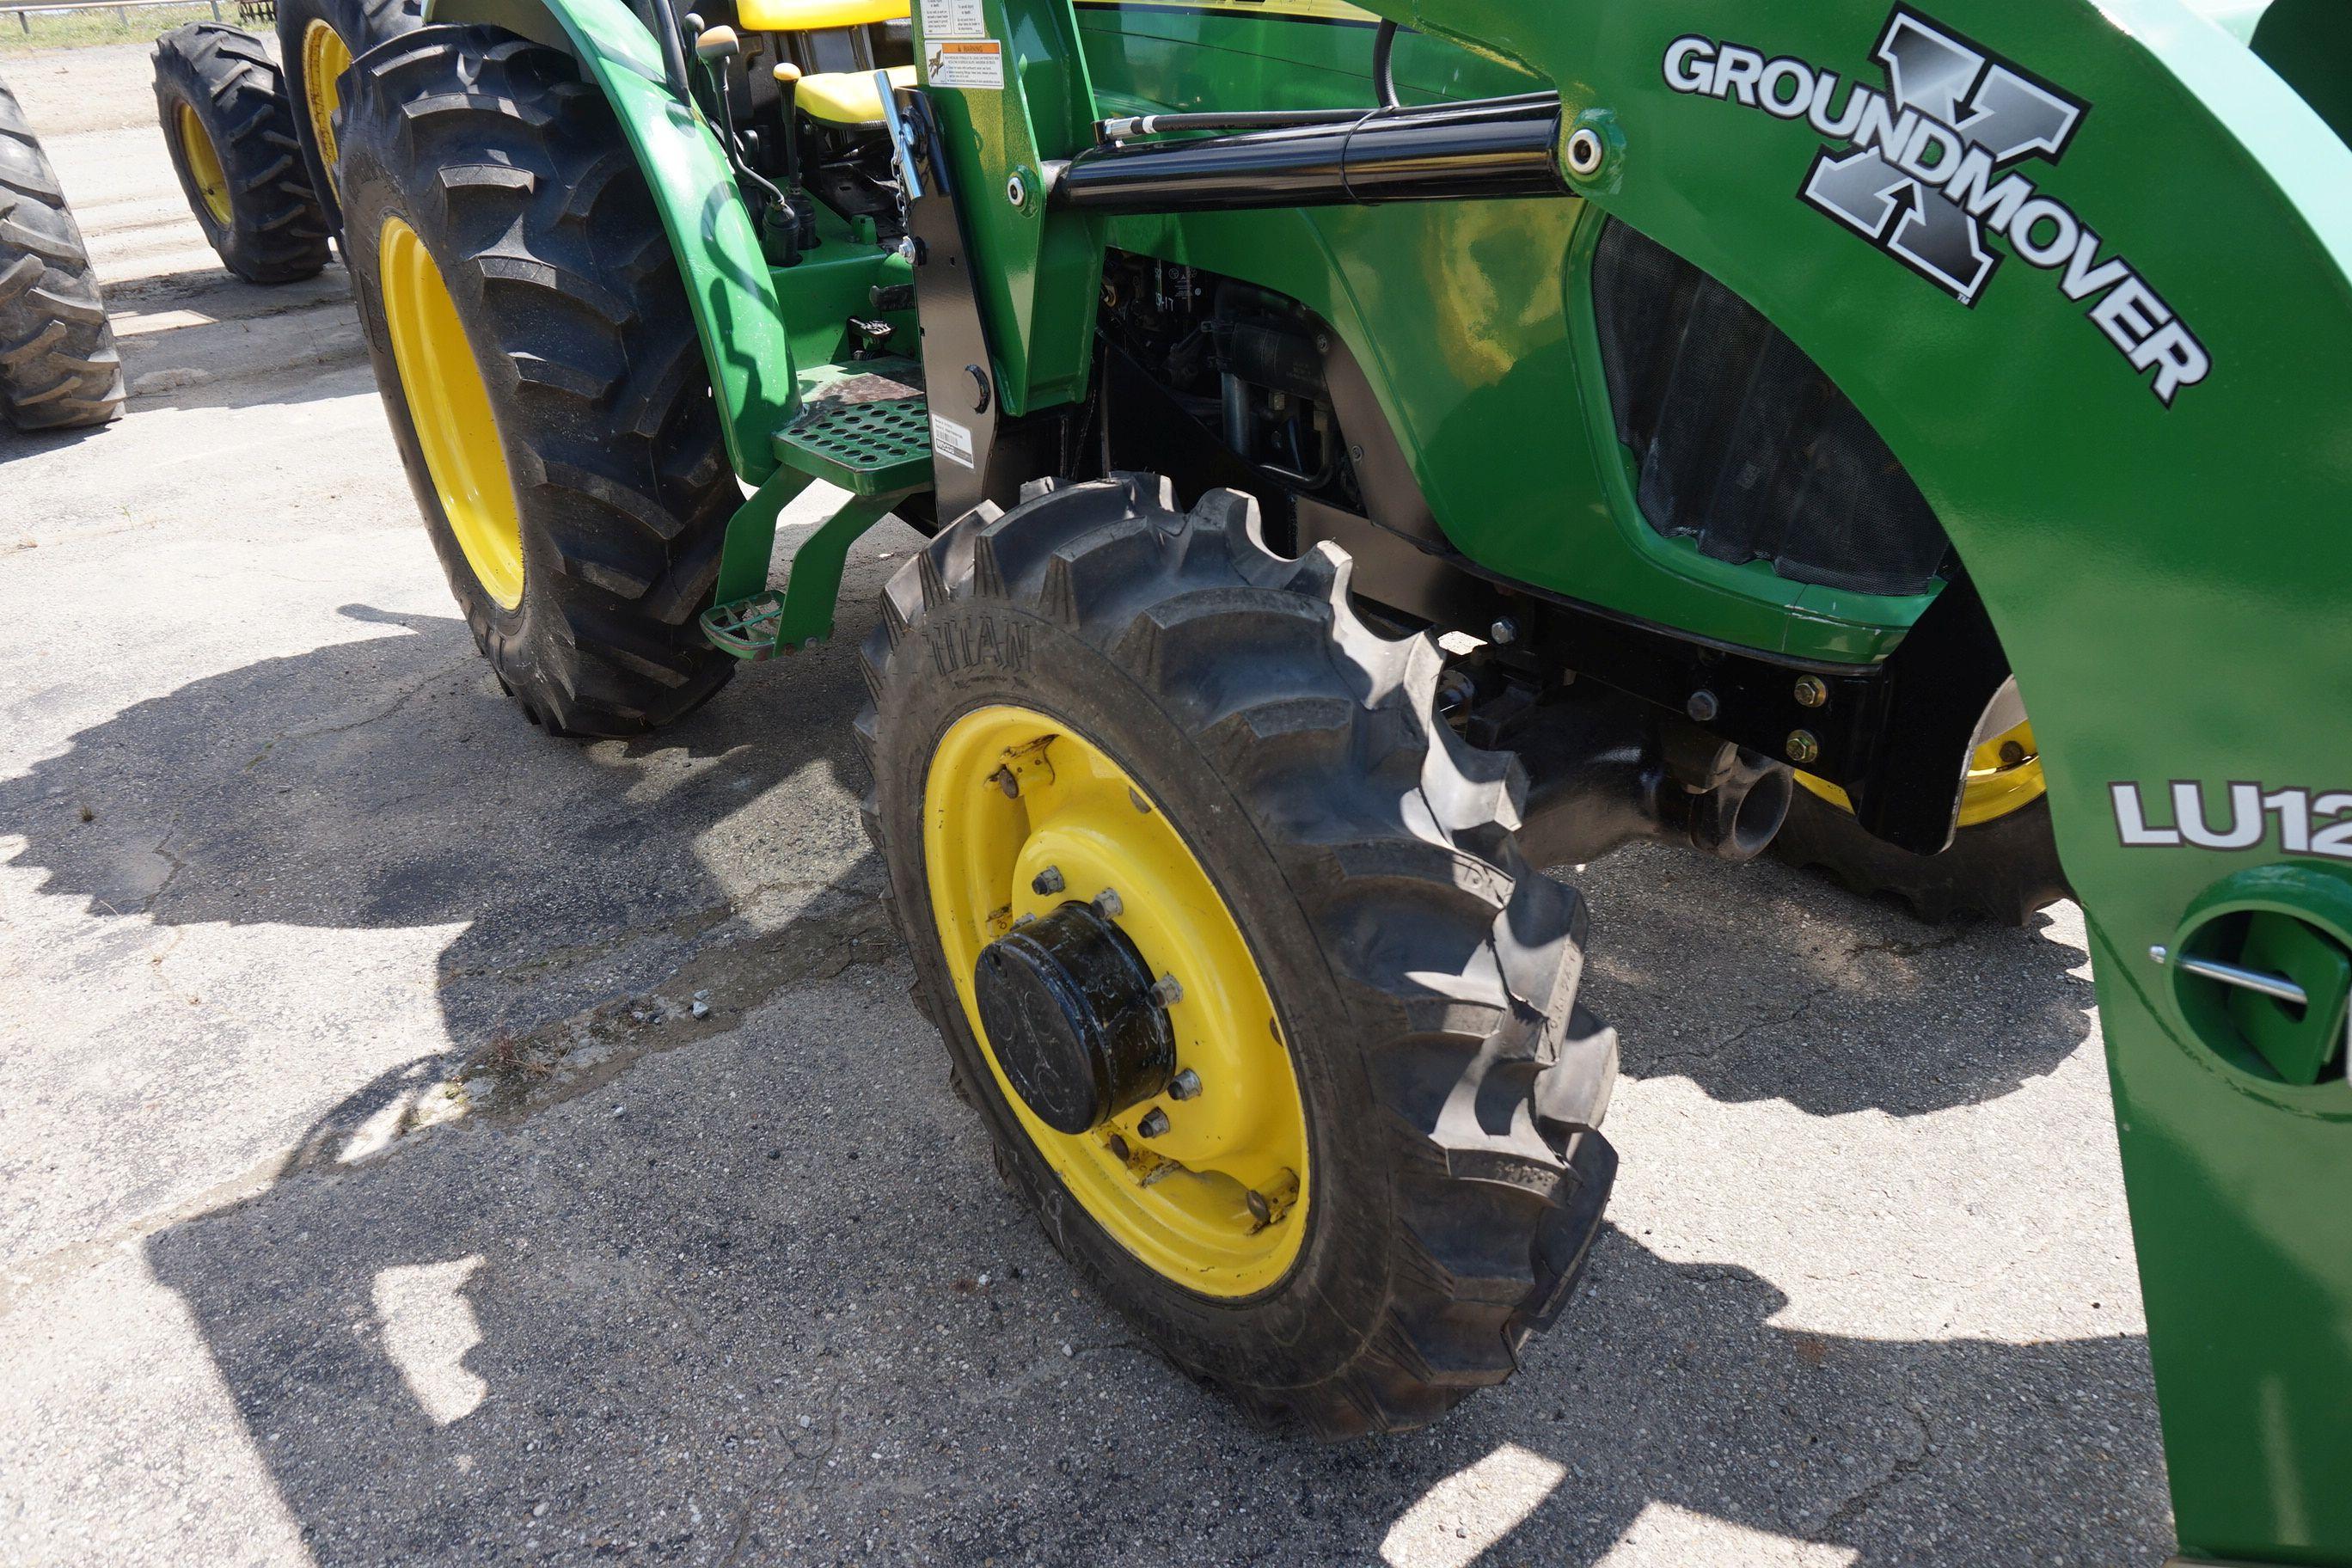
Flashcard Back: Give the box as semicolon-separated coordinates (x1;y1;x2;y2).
919;0;985;38
926;38;1004;89
931;413;976;469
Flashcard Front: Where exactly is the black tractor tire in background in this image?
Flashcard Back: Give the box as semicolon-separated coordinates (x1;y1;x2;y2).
1773;790;2072;927
337;26;737;736
0;74;125;431
861;475;1620;1436
152;24;331;285
278;0;418;235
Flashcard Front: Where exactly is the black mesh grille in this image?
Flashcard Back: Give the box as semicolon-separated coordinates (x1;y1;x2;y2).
1591;218;1951;598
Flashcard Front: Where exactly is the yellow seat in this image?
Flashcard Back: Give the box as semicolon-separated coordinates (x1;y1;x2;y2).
796;63;916;124
737;0;905;31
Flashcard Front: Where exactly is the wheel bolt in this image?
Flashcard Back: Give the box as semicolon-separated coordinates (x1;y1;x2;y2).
1137;1108;1170;1139
1149;973;1184;1008
1094;888;1124;918
990;765;1020;799
1106;1133;1130;1161
1245;1189;1271;1225
1032;866;1065;896
1167;1069;1201;1101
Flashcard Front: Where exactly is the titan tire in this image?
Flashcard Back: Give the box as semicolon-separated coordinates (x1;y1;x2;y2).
337;26;736;737
861;475;1620;1436
0;73;124;431
152;24;330;286
278;0;417;234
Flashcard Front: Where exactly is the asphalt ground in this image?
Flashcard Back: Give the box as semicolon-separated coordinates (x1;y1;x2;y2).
0;42;2174;1568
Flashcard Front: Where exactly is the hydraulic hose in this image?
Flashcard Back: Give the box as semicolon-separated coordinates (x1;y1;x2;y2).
1373;21;1402;110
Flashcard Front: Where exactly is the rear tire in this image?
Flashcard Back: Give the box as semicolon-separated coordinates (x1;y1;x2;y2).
861;475;1620;1436
338;26;735;736
0;73;125;431
278;0;417;234
152;23;331;285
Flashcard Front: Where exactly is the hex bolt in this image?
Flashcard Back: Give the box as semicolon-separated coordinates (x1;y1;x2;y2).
1137;1108;1171;1139
1031;866;1066;896
1686;689;1720;723
1565;126;1608;178
1245;1189;1272;1225
1094;888;1124;918
1489;617;1519;646
1786;730;1822;766
1168;1069;1202;1101
1793;675;1828;709
1150;973;1185;1008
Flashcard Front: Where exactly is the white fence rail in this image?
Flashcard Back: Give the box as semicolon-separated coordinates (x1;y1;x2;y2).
3;0;226;31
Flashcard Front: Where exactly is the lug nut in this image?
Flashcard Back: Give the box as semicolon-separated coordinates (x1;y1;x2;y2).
1150;973;1185;1007
1094;888;1124;918
1686;689;1719;723
1785;730;1822;766
1793;675;1828;709
1032;866;1066;896
1137;1108;1170;1139
1245;1189;1272;1225
1168;1069;1202;1100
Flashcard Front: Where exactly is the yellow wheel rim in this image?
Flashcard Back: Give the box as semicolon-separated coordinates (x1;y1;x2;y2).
924;705;1310;1297
300;20;352;199
377;217;526;609
1797;720;2046;829
175;101;231;226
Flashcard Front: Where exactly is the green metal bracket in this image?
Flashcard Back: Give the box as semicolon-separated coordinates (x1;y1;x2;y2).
701;389;935;660
701;491;911;659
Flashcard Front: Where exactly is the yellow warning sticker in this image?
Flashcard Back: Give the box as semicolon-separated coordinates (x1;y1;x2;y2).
926;38;1006;89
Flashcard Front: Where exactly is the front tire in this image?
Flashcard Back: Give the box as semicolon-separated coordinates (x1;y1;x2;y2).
338;27;736;736
861;475;1620;1436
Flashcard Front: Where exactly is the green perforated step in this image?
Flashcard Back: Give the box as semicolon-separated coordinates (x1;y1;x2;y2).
774;393;933;497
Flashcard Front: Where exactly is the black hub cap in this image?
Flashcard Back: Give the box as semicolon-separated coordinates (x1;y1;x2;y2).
972;902;1175;1135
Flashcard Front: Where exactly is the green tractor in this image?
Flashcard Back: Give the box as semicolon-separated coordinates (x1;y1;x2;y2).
332;0;2352;1559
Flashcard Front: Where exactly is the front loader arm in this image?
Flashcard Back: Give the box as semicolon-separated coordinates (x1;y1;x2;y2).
425;0;793;482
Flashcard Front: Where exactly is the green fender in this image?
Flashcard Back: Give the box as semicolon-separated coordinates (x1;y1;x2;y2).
1369;0;2352;1559
424;0;791;481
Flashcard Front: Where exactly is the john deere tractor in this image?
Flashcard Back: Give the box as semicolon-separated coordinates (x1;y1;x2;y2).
332;0;2352;1559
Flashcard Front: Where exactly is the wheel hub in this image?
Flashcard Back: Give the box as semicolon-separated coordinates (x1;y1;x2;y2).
972;901;1173;1136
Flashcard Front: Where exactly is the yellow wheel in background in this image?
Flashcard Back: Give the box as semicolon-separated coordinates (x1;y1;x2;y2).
925;705;1309;1297
174;101;231;225
300;20;352;199
375;217;524;610
1796;720;2046;828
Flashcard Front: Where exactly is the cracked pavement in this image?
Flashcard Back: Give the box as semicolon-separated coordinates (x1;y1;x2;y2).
0;42;2174;1568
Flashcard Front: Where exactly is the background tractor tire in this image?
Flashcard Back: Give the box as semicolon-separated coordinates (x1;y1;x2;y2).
861;475;1620;1436
1773;790;2071;927
0;74;125;432
152;23;331;285
278;0;417;235
337;26;735;737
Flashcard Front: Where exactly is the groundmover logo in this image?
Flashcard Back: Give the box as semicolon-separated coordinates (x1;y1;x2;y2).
1663;7;2209;406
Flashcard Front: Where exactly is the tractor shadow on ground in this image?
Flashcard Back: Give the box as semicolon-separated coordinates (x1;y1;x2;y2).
1570;843;2096;1118
5;569;2140;1561
140;1084;2171;1567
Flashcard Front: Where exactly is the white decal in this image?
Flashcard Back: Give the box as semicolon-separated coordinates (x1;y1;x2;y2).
1663;7;2209;406
931;413;977;469
2110;781;2352;860
920;0;986;40
927;38;1005;89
